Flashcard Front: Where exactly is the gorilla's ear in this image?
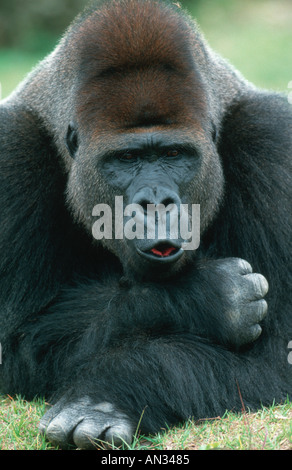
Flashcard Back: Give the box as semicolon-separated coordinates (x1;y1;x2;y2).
211;122;217;143
66;122;79;158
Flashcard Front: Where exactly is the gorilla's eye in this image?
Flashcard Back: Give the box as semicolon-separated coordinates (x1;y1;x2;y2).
119;153;137;162
166;150;179;157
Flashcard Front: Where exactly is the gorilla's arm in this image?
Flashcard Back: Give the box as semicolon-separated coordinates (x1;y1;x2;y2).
0;104;98;336
9;263;272;449
0;104;69;334
38;333;270;449
25;263;280;448
209;92;292;301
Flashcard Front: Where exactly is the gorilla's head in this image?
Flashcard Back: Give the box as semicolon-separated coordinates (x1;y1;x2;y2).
65;0;224;277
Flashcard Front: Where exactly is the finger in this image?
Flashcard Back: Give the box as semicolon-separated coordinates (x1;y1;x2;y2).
243;299;268;323
249;324;262;342
237;259;253;275
244;273;269;300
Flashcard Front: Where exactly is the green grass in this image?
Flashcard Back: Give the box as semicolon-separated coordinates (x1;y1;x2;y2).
0;395;291;450
155;400;292;451
0;395;57;450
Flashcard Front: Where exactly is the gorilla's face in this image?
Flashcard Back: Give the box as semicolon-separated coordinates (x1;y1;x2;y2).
65;14;224;278
66;124;224;278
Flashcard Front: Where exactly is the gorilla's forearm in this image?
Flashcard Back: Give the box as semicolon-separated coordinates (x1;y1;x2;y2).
3;255;268;389
39;332;288;447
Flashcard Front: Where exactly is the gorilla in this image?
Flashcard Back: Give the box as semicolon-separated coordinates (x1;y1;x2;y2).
0;0;291;449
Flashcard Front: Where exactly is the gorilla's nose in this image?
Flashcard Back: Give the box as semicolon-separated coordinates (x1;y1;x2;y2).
131;186;184;264
132;187;181;212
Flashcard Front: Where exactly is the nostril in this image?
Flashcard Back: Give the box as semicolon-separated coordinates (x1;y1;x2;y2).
139;199;150;211
132;188;181;212
137;198;177;212
161;198;176;207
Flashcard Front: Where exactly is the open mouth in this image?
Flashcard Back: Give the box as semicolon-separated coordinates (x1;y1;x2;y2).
150;243;179;258
137;242;184;263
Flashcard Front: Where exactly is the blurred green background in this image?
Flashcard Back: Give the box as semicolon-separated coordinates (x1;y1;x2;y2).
0;0;291;99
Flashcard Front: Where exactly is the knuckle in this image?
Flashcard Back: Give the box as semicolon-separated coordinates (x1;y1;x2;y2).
244;273;269;298
252;299;268;321
257;274;269;296
237;258;253;274
46;419;67;442
223;258;253;273
253;274;269;297
250;324;262;340
258;298;268;314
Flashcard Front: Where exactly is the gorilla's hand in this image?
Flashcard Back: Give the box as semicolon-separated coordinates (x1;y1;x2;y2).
39;396;134;449
208;258;269;348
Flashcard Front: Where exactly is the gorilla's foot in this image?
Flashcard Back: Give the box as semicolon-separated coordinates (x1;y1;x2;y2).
39;397;134;449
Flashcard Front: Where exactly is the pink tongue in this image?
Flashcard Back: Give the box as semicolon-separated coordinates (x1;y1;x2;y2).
151;246;176;257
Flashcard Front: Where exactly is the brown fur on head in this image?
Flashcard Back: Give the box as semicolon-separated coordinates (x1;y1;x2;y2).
69;0;208;135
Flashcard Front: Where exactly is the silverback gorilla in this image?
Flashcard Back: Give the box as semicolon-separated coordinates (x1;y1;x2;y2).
0;0;291;449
